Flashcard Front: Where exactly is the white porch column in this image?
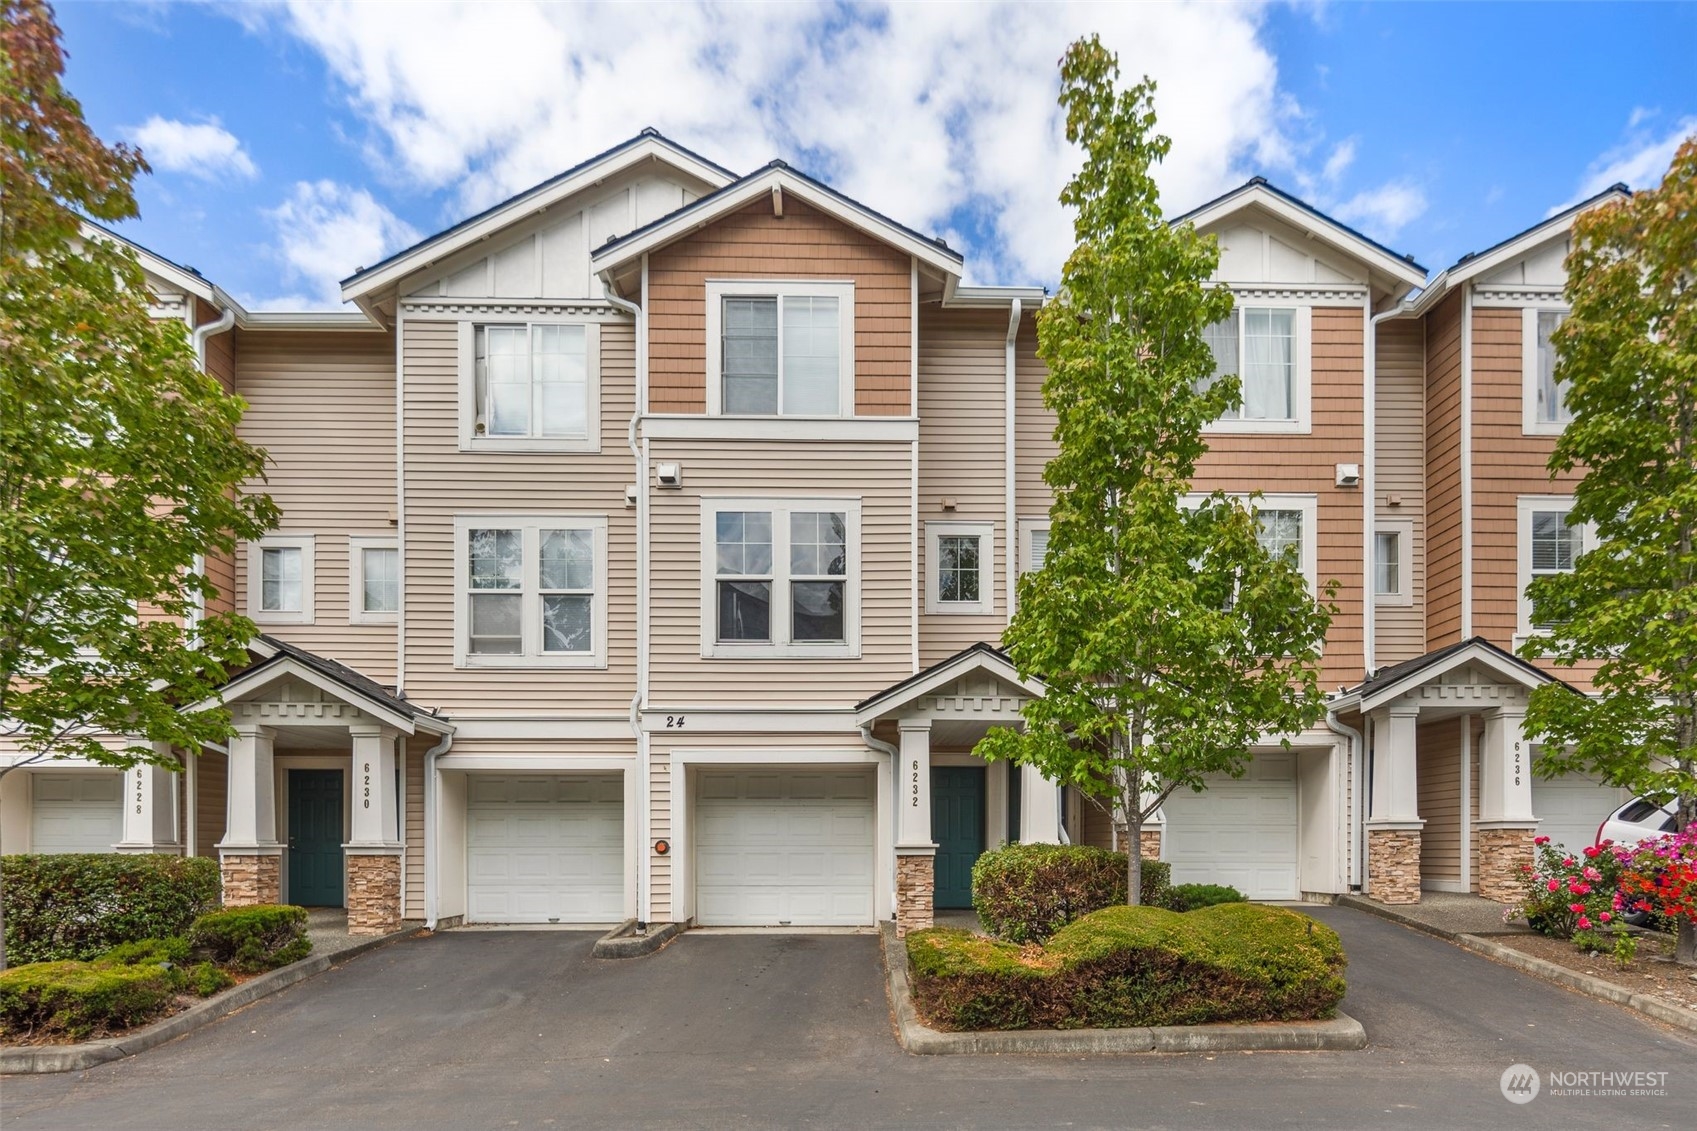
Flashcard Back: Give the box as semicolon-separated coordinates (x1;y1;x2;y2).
1019;763;1061;844
217;722;281;905
895;720;933;849
115;741;182;853
1477;706;1534;823
346;725;401;849
1367;702;1422;823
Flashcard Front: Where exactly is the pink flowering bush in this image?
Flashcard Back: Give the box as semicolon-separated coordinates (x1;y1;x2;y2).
1508;835;1625;942
1614;827;1697;927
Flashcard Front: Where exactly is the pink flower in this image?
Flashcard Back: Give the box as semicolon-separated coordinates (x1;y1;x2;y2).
1577;916;1593;930
1535;835;1551;845
1569;881;1592;896
1563;856;1577;867
1548;880;1561;892
1583;867;1602;882
1569;902;1587;913
1583;845;1600;859
1600;912;1613;923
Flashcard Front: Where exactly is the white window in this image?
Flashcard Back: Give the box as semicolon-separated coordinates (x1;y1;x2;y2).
704;280;855;416
1373;521;1414;607
1018;519;1051;575
1517;496;1590;638
1200;305;1312;433
457;321;601;451
348;536;399;625
1181;494;1319;593
700;497;861;658
926;522;995;615
247;535;315;625
1522;307;1571;434
453;516;608;668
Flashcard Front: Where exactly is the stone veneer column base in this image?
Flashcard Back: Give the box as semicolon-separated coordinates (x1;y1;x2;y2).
895;853;935;938
1138;828;1162;860
220;853;281;907
1366;827;1423;905
346;852;403;936
1475;825;1537;903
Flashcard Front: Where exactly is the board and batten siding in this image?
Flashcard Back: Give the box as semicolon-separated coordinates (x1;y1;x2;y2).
646;439;914;704
1416;719;1463;884
1194;305;1367;687
1424;291;1465;648
645;198;912;416
918;306;1009;665
399;318;638;715
233;329;397;679
1375;319;1427;664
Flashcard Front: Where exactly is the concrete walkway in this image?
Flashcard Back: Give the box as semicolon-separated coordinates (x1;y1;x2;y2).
304;909;424;959
1340;890;1532;939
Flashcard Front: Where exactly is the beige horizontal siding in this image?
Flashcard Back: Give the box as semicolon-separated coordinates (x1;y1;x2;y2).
400;319;638;715
1012;317;1054;525
646;439;914;704
1417;719;1462;883
234;329;398;679
649;757;671;922
405;739;425;919
918;306;1008;665
1375;319;1426;664
194;749;227;859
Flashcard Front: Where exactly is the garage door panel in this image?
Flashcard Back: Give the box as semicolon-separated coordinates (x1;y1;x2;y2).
695;769;875;926
1163;764;1299;901
1533;776;1631;856
31;772;124;854
466;774;624;924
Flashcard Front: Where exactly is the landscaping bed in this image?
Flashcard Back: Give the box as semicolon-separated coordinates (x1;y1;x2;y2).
907;902;1346;1032
1491;931;1697;1012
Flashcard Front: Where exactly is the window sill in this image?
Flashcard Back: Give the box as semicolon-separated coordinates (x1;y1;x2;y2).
1373;594;1413;609
457;654;608;670
251;611;314;626
926;602;995;616
1520;421;1568;438
644;415;918;442
1203;419;1312;436
700;642;860;661
459;436;600;454
349;613;398;626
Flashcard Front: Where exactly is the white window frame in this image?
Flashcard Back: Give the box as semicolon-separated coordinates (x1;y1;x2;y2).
1201;303;1313;435
1373;520;1414;607
1516;495;1593;642
1184;493;1320;592
1017;518;1051;576
698;496;862;659
456;320;602;452
1521;305;1571;436
348;535;399;625
247;535;315;625
925;521;995;615
452;515;609;669
703;280;856;417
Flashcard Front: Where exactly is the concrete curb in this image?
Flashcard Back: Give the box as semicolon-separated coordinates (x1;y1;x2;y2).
1336;894;1464;942
592;919;686;959
879;922;1367;1056
1;926;419;1075
1454;933;1697;1036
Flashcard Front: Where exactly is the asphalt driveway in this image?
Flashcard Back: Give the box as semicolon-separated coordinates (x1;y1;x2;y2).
2;906;1692;1129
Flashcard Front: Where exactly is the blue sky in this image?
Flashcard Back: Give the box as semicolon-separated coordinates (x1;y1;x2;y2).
57;1;1697;309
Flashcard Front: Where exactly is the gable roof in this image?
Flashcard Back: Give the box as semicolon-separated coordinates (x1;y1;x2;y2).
1170;177;1428;288
339;129;737;308
854;641;1041;725
1333;636;1566;714
82;219;217;306
196;635;452;735
591;160;964;282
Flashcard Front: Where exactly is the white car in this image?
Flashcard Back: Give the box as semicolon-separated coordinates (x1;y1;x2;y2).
1596;797;1679;852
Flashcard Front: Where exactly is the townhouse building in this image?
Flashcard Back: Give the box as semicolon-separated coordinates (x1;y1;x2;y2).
0;131;1630;935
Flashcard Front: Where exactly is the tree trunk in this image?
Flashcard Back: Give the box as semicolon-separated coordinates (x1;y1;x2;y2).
1126;804;1143;906
0;764;11;972
1677;920;1696;966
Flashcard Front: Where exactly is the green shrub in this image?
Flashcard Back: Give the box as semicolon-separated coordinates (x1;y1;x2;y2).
101;937;192;967
1167;883;1248;912
0;961;175;1040
98;937;229;997
971;844;1172;943
1;854;221;964
185;961;234;996
188;905;311;973
907;902;1347;1031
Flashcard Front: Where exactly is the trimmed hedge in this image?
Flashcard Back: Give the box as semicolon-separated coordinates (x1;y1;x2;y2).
0;961;176;1041
1166;883;1248;912
189;905;311;973
1;854;222;964
101;937;233;997
971;843;1172;943
907;902;1347;1031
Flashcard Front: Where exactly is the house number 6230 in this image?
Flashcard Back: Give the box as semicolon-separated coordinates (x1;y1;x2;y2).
362;761;371;809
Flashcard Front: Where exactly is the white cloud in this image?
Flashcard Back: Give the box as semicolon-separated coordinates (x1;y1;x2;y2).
1331;181;1428;240
1321;138;1356;184
126;116;258;181
263;180;420;307
246;0;1307;286
1559;115;1697;211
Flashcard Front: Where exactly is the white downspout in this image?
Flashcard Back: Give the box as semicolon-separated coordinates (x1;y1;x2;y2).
395;303;407;696
191;305;236;372
860;725;900;920
606;264;651;923
910;259;921;674
1004;299;1021;619
422;728;453;929
1459;285;1474;639
188;304;234;860
1326;709;1365;891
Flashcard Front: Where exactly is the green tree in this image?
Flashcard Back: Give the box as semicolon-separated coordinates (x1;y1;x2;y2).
975;37;1334;904
0;0;277;967
1520;135;1697;964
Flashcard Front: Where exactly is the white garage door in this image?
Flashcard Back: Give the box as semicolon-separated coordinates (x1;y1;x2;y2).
1533;774;1631;857
466;775;624;924
1162;754;1299;900
31;772;123;854
695;769;875;927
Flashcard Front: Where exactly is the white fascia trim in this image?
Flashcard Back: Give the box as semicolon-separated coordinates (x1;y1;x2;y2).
1176;187;1427;290
235;311;377;331
435;753;634;772
186;657;424;735
591;167;963;279
640;709;861;734
853;651;1043;727
448;718;635;740
1445;190;1629;289
944;285;1048;309
640;416;917;442
344;137;734;303
1355;644;1553;715
81;222;217;304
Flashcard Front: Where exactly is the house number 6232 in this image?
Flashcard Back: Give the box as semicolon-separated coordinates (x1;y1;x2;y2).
911;759;920;807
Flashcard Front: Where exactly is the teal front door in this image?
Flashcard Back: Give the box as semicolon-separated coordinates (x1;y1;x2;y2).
288;769;344;907
931;766;986;910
